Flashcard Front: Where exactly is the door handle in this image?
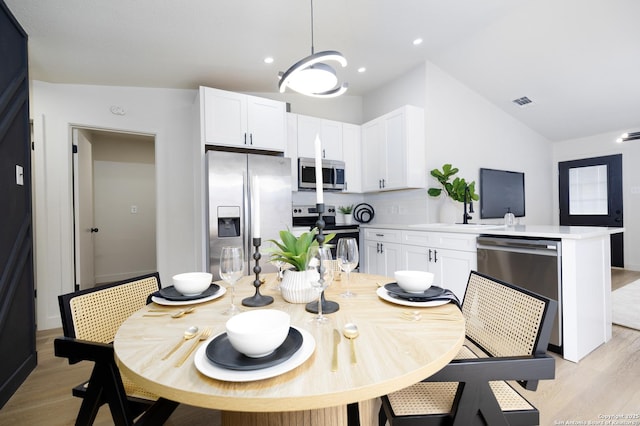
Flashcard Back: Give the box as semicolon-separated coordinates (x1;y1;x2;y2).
90;228;99;233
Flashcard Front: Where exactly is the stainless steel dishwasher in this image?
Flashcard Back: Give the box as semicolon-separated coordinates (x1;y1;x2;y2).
476;236;562;354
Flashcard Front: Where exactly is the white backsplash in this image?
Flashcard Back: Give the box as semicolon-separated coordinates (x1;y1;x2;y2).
363;189;431;225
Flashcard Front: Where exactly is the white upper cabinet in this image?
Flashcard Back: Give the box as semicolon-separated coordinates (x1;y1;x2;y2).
201;87;286;152
342;123;362;193
296;114;343;160
361;105;425;192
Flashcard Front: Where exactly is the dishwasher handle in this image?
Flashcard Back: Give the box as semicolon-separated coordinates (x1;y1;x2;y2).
477;236;560;252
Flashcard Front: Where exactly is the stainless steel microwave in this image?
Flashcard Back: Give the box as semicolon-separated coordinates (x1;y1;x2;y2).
298;157;345;191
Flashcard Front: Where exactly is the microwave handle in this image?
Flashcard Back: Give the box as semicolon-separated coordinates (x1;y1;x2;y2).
332;167;337;185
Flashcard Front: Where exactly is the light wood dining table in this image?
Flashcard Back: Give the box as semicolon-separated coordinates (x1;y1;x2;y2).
114;273;465;426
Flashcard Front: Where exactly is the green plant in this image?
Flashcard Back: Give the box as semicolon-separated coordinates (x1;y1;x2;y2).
428;164;479;203
338;204;354;214
268;228;335;271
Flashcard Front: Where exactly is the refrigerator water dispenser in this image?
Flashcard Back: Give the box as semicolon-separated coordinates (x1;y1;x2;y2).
217;206;240;237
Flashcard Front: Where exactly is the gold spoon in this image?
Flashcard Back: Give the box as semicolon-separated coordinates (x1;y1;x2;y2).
145;306;196;318
342;323;359;364
162;325;199;360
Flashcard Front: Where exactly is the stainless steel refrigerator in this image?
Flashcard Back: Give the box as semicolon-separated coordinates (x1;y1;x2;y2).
206;150;292;280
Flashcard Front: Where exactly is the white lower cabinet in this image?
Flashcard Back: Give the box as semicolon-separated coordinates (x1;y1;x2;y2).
401;244;475;299
362;228;477;299
362;228;402;277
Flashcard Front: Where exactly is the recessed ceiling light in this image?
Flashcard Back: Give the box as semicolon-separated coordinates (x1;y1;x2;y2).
264;57;274;64
413;38;423;46
357;67;366;73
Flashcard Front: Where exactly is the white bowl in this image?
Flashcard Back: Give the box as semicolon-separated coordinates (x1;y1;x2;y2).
225;310;290;358
394;270;434;293
172;272;213;296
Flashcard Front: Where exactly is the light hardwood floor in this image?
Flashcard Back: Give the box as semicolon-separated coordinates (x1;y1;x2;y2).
1;270;638;425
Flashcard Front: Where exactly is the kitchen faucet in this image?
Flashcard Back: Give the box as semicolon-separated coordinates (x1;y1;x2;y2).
463;184;474;224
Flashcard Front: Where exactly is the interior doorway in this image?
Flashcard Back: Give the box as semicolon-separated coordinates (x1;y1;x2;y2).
72;127;157;290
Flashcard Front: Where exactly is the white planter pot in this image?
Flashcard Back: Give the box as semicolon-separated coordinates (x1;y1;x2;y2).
280;270;317;304
343;214;353;225
439;198;463;224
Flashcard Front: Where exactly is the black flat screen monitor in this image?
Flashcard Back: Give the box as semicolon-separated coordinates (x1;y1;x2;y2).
479;168;525;218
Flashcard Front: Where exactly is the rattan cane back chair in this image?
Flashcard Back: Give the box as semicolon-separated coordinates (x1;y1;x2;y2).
379;271;557;426
55;272;178;425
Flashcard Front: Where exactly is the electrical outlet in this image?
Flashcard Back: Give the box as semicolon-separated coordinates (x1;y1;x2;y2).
130;205;138;214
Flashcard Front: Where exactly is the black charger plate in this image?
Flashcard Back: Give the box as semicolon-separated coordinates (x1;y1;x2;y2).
158;283;220;301
384;283;445;301
206;327;303;371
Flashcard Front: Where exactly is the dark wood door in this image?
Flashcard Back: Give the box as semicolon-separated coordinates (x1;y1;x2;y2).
0;0;36;408
558;154;623;267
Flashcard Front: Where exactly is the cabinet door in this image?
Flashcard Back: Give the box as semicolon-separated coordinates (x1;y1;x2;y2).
321;119;343;160
402;245;431;273
296;115;321;158
383;109;406;190
361;119;384;192
203;88;247;146
246;95;285;151
297;115;342;160
380;242;402;278
363;240;383;275
432;248;476;300
342;123;361;193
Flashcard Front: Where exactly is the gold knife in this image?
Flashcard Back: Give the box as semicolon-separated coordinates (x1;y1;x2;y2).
332;329;341;372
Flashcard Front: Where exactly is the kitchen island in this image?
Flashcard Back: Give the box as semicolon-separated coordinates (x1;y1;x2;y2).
360;223;623;362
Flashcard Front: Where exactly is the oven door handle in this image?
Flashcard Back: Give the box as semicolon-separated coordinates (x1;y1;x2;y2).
326;228;360;235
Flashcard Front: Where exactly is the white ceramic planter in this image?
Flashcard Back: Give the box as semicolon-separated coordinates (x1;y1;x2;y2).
439;198;463;224
280;270;317;304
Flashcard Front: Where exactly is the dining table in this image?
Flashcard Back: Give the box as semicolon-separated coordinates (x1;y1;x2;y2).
113;272;465;426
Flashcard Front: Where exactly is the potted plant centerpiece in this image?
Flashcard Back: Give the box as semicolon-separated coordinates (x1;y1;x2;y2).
269;228;335;303
337;204;354;225
428;164;479;224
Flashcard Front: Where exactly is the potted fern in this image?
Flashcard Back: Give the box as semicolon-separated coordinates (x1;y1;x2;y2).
428;164;479;223
269;228;334;303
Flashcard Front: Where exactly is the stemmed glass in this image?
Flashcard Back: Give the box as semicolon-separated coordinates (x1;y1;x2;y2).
219;246;244;315
268;242;286;289
337;237;359;298
306;245;334;324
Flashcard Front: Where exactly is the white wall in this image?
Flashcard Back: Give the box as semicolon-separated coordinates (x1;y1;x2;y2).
360;61;554;226
250;92;363;125
92;134;156;283
553;131;639;270
32;81;199;329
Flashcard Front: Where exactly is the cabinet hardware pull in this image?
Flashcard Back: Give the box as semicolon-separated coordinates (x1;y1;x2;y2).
433;249;438;263
380;243;384;253
244;133;247;144
250;133;253;145
428;249;432;262
322;149;326;158
375;233;384;237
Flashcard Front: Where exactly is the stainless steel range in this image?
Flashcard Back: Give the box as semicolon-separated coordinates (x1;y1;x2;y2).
291;205;360;262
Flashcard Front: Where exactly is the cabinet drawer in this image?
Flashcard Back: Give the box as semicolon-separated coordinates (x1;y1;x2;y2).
402;231;477;252
429;232;477;251
363;228;402;243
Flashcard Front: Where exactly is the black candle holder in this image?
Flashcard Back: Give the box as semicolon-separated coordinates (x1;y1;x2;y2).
242;237;274;307
306;203;340;314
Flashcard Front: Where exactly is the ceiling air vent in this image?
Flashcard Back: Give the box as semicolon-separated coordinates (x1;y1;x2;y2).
512;96;533;107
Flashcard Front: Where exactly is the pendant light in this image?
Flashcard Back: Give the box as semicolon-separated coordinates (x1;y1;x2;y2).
278;0;348;98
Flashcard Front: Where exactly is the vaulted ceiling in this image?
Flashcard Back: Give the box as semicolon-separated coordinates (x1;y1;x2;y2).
6;0;640;141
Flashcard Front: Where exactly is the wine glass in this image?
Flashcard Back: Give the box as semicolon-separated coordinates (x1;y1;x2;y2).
219;246;244;315
337;237;359;298
268;242;286;289
306;245;334;324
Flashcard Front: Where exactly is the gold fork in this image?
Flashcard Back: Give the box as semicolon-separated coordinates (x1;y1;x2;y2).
175;327;212;367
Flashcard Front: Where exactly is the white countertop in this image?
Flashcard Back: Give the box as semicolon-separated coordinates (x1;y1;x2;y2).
360;223;623;240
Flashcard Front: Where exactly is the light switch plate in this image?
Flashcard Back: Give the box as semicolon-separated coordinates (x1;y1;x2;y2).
16;165;24;186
